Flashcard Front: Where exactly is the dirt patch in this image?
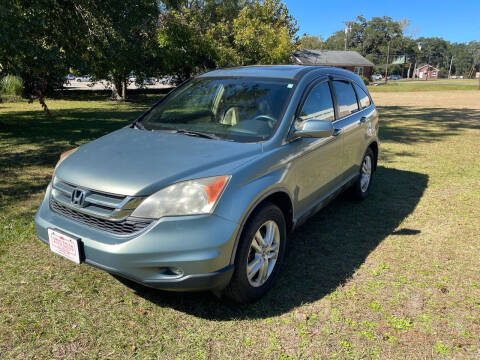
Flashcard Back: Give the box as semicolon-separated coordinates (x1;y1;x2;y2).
372;90;480;109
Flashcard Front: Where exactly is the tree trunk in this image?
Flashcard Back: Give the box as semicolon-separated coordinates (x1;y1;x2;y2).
111;79;123;101
29;77;51;116
384;43;390;84
111;74;127;101
121;79;126;100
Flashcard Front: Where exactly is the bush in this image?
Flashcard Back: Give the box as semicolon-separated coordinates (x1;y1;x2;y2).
360;75;370;85
0;75;24;101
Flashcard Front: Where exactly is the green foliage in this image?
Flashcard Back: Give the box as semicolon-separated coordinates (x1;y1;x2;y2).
159;0;298;79
299;34;323;50
360;75;370;85
0;75;24;98
0;0;73;110
230;0;298;65
157;9;217;81
323;15;480;78
71;0;160;98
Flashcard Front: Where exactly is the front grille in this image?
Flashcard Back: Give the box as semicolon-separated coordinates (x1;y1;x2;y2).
50;198;152;235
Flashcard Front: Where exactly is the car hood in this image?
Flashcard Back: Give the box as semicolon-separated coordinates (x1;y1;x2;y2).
55;127;262;196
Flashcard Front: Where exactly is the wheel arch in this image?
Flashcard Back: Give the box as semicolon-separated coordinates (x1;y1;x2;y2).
368;141;379;171
229;188;294;264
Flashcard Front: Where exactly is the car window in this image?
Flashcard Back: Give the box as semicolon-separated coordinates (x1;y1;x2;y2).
353;83;371;109
296;82;334;129
332;80;359;118
140;77;295;142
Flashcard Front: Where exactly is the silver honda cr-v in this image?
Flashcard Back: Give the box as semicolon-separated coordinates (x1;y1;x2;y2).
35;65;379;302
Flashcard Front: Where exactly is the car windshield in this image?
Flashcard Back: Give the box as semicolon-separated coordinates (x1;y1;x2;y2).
140;77;295;142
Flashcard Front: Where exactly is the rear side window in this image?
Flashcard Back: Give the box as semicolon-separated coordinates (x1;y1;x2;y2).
332;80;359;118
354;83;371;109
297;82;335;125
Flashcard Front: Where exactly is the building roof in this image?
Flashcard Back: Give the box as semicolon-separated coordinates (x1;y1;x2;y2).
416;64;440;71
292;50;375;67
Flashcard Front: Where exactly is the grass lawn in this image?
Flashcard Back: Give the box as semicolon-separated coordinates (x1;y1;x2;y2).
368;78;479;92
1;90;479;359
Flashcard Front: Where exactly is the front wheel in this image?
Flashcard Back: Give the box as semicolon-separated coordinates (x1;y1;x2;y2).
351;148;375;200
224;202;286;303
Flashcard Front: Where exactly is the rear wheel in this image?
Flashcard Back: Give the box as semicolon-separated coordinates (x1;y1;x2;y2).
351;147;375;200
224;202;286;303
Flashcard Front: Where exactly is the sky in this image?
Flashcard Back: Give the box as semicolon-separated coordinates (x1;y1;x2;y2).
283;0;480;44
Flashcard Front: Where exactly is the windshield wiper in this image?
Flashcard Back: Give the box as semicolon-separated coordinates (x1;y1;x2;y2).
174;129;221;140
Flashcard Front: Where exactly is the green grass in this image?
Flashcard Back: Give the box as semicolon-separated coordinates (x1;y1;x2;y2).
1;91;480;359
368;78;479;92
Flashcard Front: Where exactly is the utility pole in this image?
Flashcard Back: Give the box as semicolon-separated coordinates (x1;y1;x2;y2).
448;56;454;78
385;43;390;83
344;22;352;51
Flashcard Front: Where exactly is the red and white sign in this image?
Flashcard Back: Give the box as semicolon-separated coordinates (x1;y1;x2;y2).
48;229;81;264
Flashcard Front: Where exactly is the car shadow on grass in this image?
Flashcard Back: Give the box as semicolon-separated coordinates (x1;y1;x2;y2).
117;166;428;319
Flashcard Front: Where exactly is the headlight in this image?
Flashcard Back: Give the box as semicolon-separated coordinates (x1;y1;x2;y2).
131;175;231;219
55;148;77;169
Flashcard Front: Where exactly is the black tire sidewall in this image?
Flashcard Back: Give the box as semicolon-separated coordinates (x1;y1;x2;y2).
226;202;287;302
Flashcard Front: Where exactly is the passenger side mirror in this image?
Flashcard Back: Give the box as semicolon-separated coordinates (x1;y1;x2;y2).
291;119;334;139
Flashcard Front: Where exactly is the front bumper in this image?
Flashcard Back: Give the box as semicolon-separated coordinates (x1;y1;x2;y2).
34;185;239;291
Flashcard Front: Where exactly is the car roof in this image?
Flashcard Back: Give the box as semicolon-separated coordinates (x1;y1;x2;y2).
198;65;362;82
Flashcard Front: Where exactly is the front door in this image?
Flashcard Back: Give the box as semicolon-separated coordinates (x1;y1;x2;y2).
288;80;343;217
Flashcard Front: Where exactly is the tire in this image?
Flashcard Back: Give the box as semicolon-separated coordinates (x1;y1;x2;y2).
350;147;375;200
224;202;286;303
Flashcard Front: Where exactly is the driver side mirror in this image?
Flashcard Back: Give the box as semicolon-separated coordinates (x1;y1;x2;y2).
291;119;334;140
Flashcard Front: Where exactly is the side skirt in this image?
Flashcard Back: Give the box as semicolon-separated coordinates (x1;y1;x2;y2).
292;173;359;230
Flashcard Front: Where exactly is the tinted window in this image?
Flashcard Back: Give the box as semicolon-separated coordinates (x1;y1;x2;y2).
354;83;371;109
332;81;358;118
296;82;334;128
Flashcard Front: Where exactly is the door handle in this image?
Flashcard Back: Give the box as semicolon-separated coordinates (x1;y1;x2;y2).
359;116;367;124
333;128;343;136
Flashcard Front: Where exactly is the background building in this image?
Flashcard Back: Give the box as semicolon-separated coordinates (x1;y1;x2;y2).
292;50;374;78
415;64;440;79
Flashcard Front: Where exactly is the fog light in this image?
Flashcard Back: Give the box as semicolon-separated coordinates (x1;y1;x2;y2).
158;267;184;278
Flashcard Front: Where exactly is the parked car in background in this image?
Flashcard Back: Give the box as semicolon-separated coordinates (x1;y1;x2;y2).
143;78;156;86
160;76;177;86
65;74;76;81
35;65;379;303
76;76;92;82
370;74;382;81
388;75;402;80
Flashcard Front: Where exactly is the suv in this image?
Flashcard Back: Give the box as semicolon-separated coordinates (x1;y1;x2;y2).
35;65;379;302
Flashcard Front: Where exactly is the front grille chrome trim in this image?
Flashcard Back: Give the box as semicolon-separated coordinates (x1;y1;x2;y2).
51;177;146;221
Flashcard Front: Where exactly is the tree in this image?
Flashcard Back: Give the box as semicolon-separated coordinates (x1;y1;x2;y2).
0;0;79;113
0;0;161;107
157;8;217;82
72;0;161;99
158;0;299;79
323;15;403;66
469;41;480;89
299;34;323;50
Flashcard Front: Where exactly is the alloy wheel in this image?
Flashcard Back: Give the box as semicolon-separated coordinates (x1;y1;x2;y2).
360;155;372;192
246;220;280;287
